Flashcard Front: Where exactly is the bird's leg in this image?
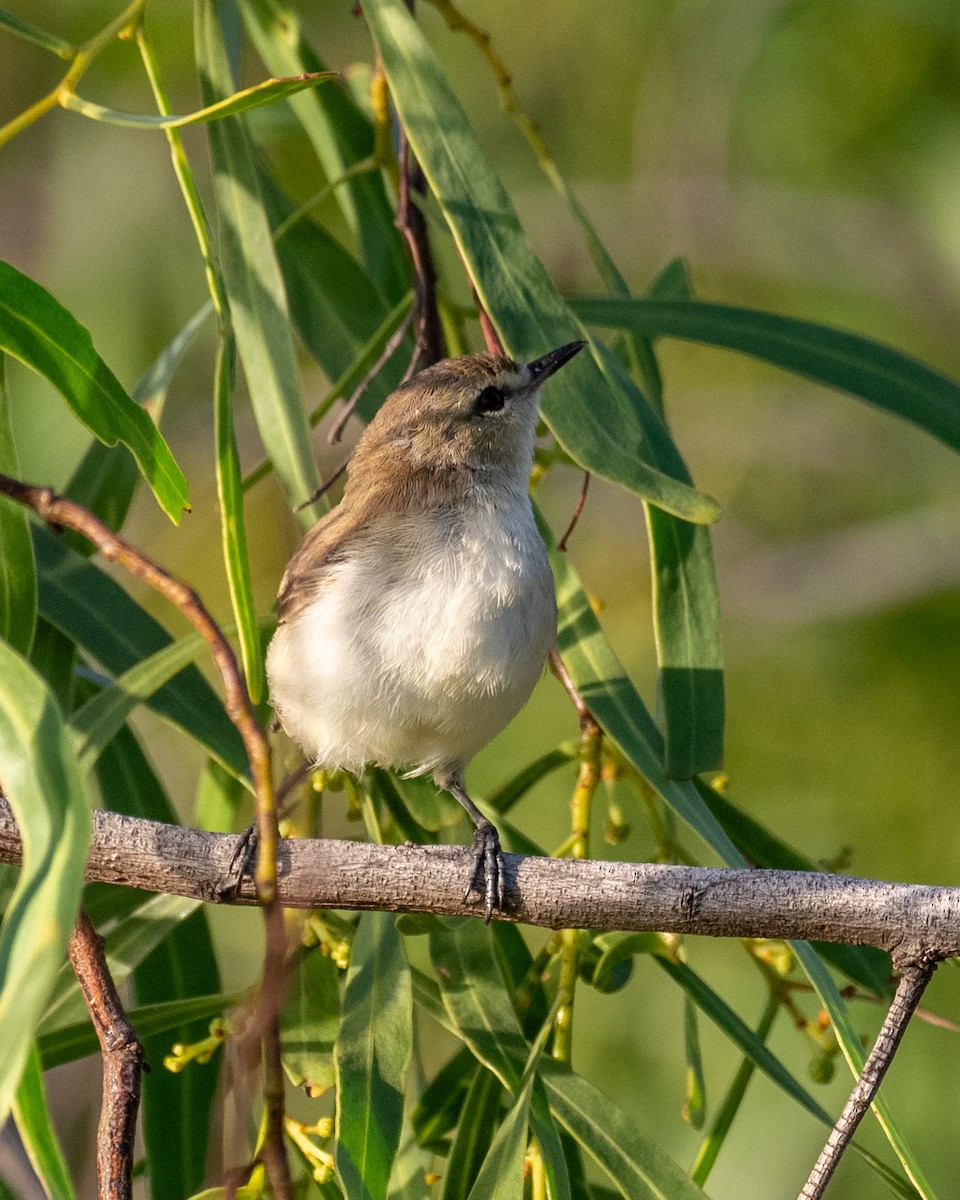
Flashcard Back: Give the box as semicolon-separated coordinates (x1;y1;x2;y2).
443;778;505;921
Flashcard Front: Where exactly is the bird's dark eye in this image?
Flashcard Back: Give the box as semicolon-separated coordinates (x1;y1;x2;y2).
474;385;505;415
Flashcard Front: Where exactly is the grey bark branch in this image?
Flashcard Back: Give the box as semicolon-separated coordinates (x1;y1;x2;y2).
798;956;936;1200
1;802;958;958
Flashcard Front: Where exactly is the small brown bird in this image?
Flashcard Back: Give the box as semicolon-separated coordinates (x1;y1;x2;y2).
266;341;585;915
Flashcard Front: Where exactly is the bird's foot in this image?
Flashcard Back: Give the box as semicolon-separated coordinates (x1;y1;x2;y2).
216;822;259;901
464;819;505;922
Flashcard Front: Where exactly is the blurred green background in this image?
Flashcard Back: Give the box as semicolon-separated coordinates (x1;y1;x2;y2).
3;1;960;1196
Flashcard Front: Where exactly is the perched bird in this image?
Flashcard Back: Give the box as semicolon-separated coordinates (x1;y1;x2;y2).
266;340;585;916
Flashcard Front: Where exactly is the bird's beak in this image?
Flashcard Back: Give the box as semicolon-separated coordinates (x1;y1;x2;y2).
526;340;586;384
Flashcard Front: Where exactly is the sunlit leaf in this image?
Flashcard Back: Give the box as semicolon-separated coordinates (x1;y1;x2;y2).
12;1043;77;1200
335;911;412;1200
34;527;248;782
570;296;960;458
0;359;35;656
63;303;211;555
0;642;91;1124
363;0;718;525
0;259;189;522
239;0;409;300
282;946;341;1093
195;0;324;527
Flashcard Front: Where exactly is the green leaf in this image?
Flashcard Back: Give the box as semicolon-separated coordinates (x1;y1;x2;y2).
682;993;706;1129
465;1071;532;1200
258;169;405;397
655;958;831;1125
239;0;409;301
12;1043;77;1200
428;924;569;1200
335;911;412;1200
63;302;211;554
34;526;249;782
540;1062;709;1200
281;947;341;1093
411;1046;477;1149
69;628;208;773
39;894;202;1034
486;748;575;816
0;642;91;1125
195;0;324;527
0;359;36;655
213;331;264;701
362;0;718;525
0;258;189;522
61;70;333;128
658;956;919;1198
135;907;223;1200
646;505;724;778
38;992;241;1070
569;297;960;458
690;994;778;1186
439;1067;502;1200
546;516;744;867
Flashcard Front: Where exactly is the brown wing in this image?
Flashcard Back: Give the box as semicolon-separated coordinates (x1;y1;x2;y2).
276;505;359;624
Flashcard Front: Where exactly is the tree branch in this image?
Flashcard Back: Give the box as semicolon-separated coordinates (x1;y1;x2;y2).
798;955;937;1200
3;803;958;958
68;910;144;1200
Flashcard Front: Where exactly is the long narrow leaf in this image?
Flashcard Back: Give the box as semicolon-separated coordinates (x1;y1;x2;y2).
0;642;91;1124
0;360;36;655
570;297;960;458
464;1072;532;1200
70;629;208;773
63;303;211;555
38;992;242;1070
12;1044;77;1200
540;1062;709;1200
546;513;743;867
428;923;571;1200
335;911;412;1200
34;526;248;781
239;0;409;301
195;0;323;527
362;0;718;526
0;259;189;522
39;894;202;1034
213;331;264;701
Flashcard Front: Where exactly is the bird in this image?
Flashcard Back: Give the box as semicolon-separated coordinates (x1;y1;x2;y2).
266;339;586;917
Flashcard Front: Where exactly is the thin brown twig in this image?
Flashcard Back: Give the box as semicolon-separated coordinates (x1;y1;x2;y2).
68;909;144;1200
549;647;595;730
798;955;938;1200
474;287;505;356
327;304;416;444
0;472;293;1200
395;126;444;369
557;471;591;551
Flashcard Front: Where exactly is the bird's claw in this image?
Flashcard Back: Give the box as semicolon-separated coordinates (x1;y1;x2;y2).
464;819;505;921
216;822;259;901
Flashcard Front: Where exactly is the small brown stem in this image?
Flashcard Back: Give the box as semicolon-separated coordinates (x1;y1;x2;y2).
798;954;938;1200
395;126;444;368
557;471;591;551
327;304;415;443
549;647;594;730
68;910;144;1200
